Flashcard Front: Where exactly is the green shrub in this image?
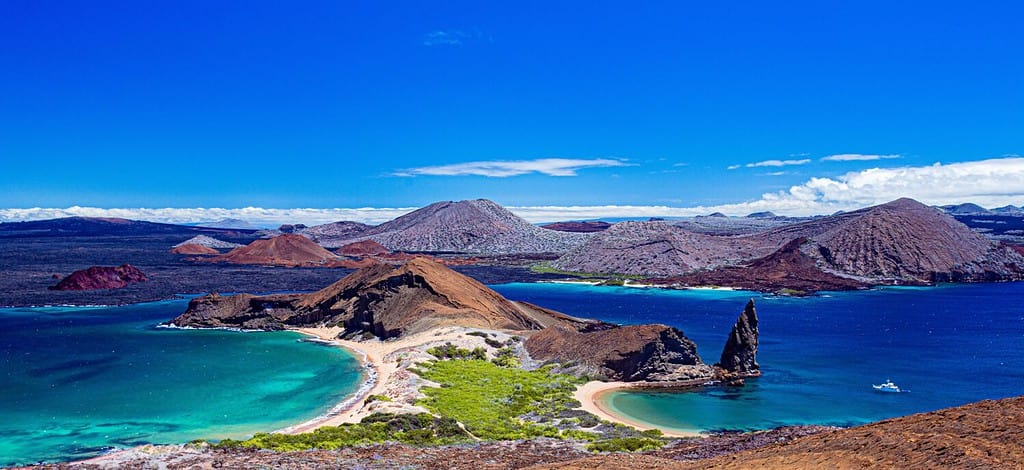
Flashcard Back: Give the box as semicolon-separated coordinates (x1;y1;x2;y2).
427;342;487;360
415;359;589;441
212;413;469;451
586;437;665;453
364;394;392;404
491;347;521;368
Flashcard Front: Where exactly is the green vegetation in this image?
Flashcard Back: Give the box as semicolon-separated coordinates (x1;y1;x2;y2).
364;394;392;404
529;262;642;280
426;342;487;360
215;413;469;451
490;346;521;368
777;288;808;296
586;437;665;453
416;359;595;441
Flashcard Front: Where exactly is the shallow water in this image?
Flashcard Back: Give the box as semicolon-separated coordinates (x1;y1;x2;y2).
0;299;363;466
493;282;1024;434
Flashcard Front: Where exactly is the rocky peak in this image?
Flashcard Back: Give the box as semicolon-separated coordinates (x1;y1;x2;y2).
525;323;711;382
718;299;760;374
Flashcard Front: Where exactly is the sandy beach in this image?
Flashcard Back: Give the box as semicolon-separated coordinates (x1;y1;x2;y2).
281;326;517;434
574;381;703;438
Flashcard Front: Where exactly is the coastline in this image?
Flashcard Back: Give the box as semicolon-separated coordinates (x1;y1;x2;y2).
574;380;704;438
280;327;382;433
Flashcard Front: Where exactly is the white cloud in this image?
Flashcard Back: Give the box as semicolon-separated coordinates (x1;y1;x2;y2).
0;207;417;227
3;158;1023;225
394;158;630;177
422;28;490;46
729;159;811;169
821;153;902;162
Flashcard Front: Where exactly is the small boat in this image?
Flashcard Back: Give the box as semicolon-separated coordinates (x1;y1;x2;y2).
873;380;903;393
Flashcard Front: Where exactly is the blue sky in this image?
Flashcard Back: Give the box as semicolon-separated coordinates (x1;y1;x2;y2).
2;1;1023;222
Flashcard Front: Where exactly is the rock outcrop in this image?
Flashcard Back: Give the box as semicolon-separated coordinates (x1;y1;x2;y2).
525;323;712;382
170;243;219;255
209;234;340;267
49;264;148;291
338;199;590;254
718;299;760;375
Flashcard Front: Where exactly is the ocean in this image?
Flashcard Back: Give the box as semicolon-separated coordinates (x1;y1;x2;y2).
3;282;1022;465
492;282;1024;434
0;299;363;467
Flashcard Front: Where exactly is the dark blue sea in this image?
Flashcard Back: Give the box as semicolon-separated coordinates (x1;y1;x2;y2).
492;282;1024;434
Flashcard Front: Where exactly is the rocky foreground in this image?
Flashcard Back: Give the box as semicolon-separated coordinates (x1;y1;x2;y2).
39;396;1024;469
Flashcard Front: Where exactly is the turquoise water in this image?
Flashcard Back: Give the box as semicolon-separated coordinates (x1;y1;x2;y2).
0;299;364;466
492;282;1024;434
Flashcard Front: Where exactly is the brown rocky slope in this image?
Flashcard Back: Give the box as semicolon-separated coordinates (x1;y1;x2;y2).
535;395;1024;469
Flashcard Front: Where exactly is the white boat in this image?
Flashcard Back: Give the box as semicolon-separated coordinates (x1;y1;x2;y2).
873;380;903;393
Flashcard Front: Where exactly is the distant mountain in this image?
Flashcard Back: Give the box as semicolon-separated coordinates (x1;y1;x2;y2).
554;198;1024;285
210;234;341;267
552;221;769;276
539;221;612;233
341;199;590;254
172;235;242;249
939;203;992;215
298;221;372;247
193;218;259;230
746;211;777;218
992;205;1023;215
0;216;259;239
170;244;220;255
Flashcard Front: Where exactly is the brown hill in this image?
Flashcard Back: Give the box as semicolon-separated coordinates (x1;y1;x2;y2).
171;257;549;337
49;264;148;291
336;239;390;257
170;243;219;255
653;238;868;294
540;221;612;233
341;199;590;254
210;234;339;267
533;395;1024;469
